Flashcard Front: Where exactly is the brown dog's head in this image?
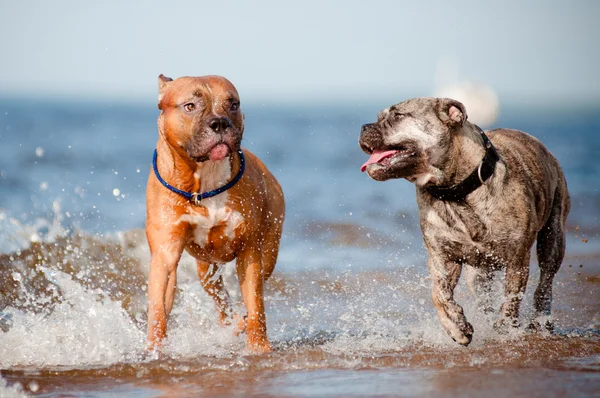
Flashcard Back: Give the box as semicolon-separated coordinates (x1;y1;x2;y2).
359;97;467;185
157;75;244;162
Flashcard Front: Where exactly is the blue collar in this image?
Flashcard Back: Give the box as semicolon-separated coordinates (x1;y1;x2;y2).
152;149;246;206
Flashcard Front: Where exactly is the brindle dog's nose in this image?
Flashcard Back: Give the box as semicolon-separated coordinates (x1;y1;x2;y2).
361;123;375;134
208;117;232;133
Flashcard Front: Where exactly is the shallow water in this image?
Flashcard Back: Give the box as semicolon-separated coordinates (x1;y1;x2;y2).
0;100;599;397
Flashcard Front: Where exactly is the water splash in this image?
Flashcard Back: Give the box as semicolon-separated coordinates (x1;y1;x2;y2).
0;213;598;373
0;267;145;368
0;375;29;398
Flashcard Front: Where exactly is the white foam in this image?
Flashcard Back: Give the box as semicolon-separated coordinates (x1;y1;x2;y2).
0;202;66;253
0;212;553;370
0;376;29;398
0;267;146;368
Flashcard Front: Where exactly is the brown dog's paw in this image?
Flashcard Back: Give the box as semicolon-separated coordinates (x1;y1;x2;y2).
245;341;273;355
217;307;235;328
233;314;248;336
218;315;232;328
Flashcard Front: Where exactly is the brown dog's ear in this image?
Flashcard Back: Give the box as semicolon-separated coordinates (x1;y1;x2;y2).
437;98;468;128
158;74;173;109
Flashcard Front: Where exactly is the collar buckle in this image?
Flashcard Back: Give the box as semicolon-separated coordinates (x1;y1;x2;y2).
192;193;202;206
477;160;487;185
423;125;500;201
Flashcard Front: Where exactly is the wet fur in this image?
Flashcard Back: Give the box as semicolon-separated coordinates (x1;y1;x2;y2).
359;98;570;345
146;75;285;354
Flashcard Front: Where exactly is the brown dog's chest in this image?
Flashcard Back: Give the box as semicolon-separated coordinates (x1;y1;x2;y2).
180;199;247;264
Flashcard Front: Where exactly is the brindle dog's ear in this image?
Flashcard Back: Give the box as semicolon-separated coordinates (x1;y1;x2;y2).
437;98;468;128
158;74;173;109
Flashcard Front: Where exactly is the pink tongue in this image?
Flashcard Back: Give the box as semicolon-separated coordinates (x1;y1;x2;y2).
209;144;229;161
360;149;398;172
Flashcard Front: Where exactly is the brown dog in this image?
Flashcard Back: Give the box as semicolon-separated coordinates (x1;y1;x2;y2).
146;75;285;353
359;98;570;345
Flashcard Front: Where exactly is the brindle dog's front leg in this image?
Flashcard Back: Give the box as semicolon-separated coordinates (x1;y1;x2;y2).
464;265;494;314
429;257;474;345
496;250;531;331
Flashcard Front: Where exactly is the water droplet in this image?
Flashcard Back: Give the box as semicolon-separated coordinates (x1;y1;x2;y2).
28;381;39;392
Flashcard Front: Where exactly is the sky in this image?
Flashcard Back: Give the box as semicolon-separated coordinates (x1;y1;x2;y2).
0;0;598;105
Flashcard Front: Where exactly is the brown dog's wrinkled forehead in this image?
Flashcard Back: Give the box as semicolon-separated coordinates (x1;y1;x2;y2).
158;75;240;109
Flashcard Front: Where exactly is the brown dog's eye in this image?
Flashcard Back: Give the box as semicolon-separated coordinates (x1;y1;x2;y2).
183;103;196;112
230;102;240;112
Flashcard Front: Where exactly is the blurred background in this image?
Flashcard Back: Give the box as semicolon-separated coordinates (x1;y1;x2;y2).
1;0;599;263
0;2;599;394
1;1;599;106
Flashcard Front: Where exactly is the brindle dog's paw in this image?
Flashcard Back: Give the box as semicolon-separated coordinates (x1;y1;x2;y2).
448;322;474;346
494;317;520;334
526;317;554;333
482;306;495;315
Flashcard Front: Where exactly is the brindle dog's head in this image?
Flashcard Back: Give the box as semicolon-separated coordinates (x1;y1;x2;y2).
359;98;467;185
157;75;244;162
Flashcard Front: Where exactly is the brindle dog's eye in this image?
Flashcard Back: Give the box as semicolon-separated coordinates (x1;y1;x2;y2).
183;103;196;112
230;101;240;112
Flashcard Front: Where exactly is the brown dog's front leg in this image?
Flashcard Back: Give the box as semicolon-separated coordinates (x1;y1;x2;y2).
429;258;474;345
197;260;233;326
147;242;183;350
236;247;271;354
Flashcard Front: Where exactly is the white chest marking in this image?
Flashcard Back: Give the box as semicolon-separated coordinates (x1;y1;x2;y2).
178;158;244;247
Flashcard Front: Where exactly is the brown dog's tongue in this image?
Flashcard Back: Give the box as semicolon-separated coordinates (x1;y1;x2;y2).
209;144;230;161
360;149;398;172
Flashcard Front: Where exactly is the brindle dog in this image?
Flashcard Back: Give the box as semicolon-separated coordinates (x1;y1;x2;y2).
359;97;570;345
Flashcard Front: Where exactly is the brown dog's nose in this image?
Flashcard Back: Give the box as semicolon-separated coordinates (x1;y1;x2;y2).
208;117;232;133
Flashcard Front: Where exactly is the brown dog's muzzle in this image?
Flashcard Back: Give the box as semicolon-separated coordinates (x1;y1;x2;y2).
207;117;232;133
185;116;242;162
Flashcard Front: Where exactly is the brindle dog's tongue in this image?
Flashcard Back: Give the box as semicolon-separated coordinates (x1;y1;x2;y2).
360;149;399;172
209;144;230;161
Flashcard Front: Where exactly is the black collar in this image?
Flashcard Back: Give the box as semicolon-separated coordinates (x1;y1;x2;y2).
423;126;500;202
